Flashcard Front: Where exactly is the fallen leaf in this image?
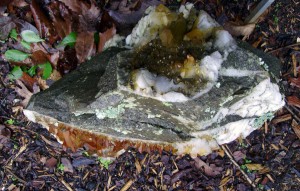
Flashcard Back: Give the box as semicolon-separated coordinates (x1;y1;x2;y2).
31;50;49;64
30;0;55;40
287;96;300;108
61;157;74;173
45;157;57;169
291;120;300;139
98;25;116;52
108;0;161;26
48;1;72;39
232;151;246;162
72;157;95;168
194;157;222;177
289;77;300;88
0;16;16;40
0;125;11;138
224;22;255;40
15;79;33;107
58;0;83;14
75;31;95;63
245;163;264;171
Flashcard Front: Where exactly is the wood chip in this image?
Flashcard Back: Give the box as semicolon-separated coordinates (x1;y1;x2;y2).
272;114;292;124
292;120;300;139
120;179;134;191
60;179;73;191
292;54;298;77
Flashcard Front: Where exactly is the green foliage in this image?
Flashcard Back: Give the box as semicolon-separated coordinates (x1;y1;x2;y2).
8;66;23;80
57;163;65;171
21;30;44;43
39;62;52;79
21;40;31;50
59;32;77;48
27;65;38;77
98;157;112;169
4;49;30;62
9;29;18;41
5;118;15;125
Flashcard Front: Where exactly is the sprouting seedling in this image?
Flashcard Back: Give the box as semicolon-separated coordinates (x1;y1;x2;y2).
98;157;112;169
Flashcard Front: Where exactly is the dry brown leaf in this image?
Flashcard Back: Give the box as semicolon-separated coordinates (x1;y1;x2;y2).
232;151;246;161
30;0;55;40
75;31;95;63
48;2;72;39
194;157;222;177
58;0;83;14
287;96;300;108
15;79;33;107
245;163;264;171
31;50;49;64
224;22;255;40
98;25;116;53
289;77;300;88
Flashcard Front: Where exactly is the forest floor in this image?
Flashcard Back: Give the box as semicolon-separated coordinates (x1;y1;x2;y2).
0;0;299;190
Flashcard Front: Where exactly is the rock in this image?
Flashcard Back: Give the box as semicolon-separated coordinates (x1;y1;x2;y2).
23;5;284;158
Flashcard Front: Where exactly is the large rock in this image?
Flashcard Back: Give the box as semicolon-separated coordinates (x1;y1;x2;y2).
23;5;284;157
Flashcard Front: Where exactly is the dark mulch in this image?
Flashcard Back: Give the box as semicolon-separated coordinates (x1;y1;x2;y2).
1;0;300;190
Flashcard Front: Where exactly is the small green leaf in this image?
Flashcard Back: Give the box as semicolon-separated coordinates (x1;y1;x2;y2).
21;30;44;43
8;66;23;80
98;157;112;169
57;163;65;171
59;32;77;47
27;65;38;76
21;40;31;50
39;62;52;79
9;29;18;41
5;119;15;125
5;49;30;62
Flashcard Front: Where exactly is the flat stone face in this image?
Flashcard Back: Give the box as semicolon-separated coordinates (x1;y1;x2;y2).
23;5;284;157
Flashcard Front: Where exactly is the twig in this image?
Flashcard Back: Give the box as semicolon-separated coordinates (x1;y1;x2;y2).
4;168;27;184
284;105;300;123
220;145;257;189
60;178;74;191
268;43;300;53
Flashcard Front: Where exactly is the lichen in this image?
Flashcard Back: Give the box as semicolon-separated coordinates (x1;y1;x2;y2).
253;112;274;128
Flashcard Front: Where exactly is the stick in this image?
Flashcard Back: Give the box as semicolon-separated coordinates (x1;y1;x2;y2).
268;43;300;53
284;105;300;123
221;145;257;188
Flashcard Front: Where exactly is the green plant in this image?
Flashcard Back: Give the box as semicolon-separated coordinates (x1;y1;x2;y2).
57;163;65;171
83;151;90;157
5;118;15;125
98;157;112;169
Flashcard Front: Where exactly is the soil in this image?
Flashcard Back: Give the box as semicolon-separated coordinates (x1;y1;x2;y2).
0;0;300;190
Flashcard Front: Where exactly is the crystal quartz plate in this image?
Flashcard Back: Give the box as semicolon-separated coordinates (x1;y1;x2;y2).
24;4;284;157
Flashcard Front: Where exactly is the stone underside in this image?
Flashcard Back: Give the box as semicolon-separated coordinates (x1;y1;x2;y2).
24;40;284;157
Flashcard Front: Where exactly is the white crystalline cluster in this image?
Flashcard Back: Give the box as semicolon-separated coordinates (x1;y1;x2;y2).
178;3;194;19
133;69;188;102
199;51;223;82
194;10;220;30
125;5;238;102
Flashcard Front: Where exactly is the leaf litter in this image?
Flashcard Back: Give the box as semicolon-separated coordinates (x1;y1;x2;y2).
0;0;300;190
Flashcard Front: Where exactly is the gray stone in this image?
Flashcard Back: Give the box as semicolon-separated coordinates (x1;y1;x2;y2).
24;41;284;157
23;6;284;157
